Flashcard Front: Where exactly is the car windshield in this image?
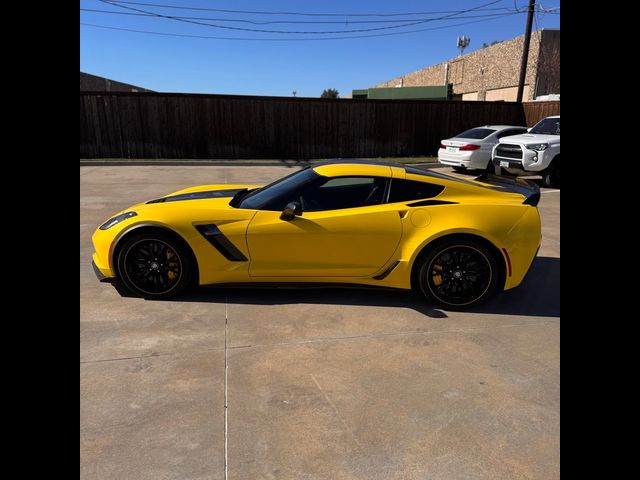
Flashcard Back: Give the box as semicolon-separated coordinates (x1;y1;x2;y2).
454;128;496;139
237;167;317;210
529;118;560;135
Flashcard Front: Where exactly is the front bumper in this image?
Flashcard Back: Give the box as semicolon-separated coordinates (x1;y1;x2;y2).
493;147;547;172
92;255;115;283
492;158;528;174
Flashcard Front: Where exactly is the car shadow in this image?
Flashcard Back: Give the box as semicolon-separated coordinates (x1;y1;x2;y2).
472;256;559;317
115;256;559;319
180;285;449;318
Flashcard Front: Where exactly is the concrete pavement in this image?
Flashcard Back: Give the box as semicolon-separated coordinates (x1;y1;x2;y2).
80;165;560;480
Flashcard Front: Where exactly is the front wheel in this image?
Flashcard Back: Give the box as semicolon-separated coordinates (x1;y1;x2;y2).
542;161;560;188
417;240;499;310
116;232;194;299
484;160;496;174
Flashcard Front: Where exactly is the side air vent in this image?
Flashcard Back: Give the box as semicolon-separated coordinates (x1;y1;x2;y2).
195;224;248;262
373;260;400;280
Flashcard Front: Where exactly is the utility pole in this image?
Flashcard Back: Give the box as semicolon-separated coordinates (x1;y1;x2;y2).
516;0;536;102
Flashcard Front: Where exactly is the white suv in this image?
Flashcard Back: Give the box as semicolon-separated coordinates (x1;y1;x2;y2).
492;116;560;187
438;125;528;172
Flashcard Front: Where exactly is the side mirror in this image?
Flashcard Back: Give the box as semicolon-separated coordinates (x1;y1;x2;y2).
280;201;302;221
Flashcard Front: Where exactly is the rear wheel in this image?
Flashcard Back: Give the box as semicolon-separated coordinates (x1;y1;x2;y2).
116;232;194;299
452;166;467;173
417;239;499;310
542;160;560;188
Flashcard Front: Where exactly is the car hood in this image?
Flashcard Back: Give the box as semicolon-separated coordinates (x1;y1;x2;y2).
499;133;559;144
151;184;260;201
123;184;262;213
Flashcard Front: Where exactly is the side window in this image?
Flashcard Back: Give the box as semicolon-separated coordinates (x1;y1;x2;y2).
497;128;527;139
300;176;387;212
388;179;444;203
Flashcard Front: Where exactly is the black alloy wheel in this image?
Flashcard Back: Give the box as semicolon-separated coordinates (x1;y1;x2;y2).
418;240;498;309
117;233;193;299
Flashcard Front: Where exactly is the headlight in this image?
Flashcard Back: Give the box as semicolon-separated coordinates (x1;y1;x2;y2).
526;143;548;151
99;211;137;230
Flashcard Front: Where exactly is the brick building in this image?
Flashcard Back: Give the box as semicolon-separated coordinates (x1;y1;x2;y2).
80;72;153;92
371;29;559;102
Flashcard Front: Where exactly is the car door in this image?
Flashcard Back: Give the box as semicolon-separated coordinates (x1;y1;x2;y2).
246;176;402;277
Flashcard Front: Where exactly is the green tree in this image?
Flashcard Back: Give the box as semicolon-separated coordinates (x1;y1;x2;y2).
483;40;502;48
320;88;339;98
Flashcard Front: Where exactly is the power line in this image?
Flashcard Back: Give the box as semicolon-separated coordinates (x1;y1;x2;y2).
80;12;520;42
101;0;512;17
80;7;516;25
99;0;504;35
537;3;561;14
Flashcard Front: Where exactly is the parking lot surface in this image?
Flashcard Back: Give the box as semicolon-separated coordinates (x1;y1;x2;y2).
80;165;560;480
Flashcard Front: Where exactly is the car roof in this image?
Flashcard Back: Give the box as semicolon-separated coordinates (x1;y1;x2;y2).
480;125;527;130
311;159;481;186
313;159;401;169
313;160;403;178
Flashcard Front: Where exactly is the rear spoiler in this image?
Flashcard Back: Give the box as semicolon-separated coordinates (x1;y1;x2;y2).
474;173;541;206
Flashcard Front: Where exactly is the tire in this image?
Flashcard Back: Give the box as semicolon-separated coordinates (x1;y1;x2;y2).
542;160;560;188
484;161;496;174
498;168;517;177
116;232;194;299
452;166;467;173
416;239;499;310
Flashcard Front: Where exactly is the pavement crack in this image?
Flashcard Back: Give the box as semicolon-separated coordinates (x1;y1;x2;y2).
80;346;227;365
224;297;229;480
80;351;171;364
310;374;363;451
234;321;555;351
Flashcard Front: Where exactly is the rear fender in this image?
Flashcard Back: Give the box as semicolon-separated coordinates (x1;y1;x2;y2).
473;173;540;206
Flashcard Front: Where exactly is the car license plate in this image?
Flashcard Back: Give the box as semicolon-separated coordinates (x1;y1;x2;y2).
500;161;509;168
447;146;457;152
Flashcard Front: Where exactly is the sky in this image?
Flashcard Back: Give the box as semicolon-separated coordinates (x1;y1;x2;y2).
80;0;560;98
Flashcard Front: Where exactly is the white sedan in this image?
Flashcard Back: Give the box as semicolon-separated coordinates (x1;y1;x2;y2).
438;125;528;172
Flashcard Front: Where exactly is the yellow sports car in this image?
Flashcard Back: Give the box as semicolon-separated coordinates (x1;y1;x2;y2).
92;161;541;309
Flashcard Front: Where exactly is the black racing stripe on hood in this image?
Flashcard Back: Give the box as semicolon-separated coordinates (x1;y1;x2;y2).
147;189;243;204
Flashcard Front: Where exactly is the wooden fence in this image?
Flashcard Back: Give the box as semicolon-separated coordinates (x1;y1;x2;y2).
80;92;559;159
522;101;560;126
